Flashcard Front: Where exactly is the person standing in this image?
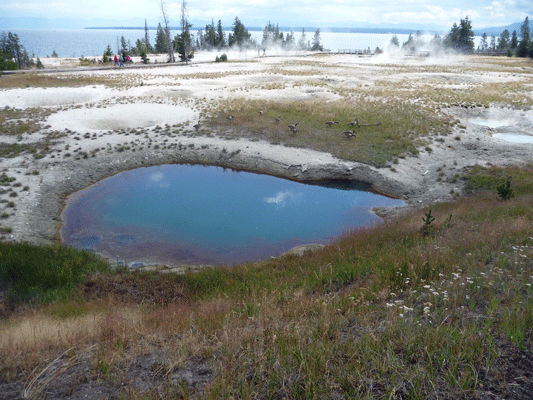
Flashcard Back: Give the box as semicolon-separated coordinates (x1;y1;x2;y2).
114;55;119;67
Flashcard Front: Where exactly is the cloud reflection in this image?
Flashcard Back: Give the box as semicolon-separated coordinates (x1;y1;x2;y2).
148;172;170;188
264;191;302;208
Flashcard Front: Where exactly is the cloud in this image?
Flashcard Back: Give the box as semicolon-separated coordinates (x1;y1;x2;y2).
0;0;529;30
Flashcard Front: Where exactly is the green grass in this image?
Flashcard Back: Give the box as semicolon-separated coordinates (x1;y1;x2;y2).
1;165;533;398
207;97;441;167
0;242;111;304
2;55;533;397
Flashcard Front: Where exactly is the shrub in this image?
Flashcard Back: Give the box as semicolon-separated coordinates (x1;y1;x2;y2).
497;179;514;201
140;48;150;64
215;54;228;62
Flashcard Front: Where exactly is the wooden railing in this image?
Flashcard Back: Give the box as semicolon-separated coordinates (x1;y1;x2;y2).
337;49;371;55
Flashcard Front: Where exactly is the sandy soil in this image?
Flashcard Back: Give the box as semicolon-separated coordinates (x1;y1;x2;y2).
1;52;532;265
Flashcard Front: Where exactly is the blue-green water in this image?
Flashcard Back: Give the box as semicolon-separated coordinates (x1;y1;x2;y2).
61;164;404;265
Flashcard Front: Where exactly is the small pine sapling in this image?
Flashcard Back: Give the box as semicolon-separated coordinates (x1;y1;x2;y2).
420;209;436;236
496;179;514;201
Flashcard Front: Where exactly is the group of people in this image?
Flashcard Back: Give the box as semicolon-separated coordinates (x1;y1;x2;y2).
113;54;131;67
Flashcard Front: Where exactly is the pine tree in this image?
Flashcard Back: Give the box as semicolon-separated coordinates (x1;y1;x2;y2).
102;44;113;63
3;32;27;69
120;36;129;55
261;22;271;48
429;34;442;50
284;31;295;50
204;20;216;49
217;20;226;48
143;19;152;52
298;28;307;50
478;33;488;52
104;44;113;57
497;29;510;50
311;29;323;51
516;16;530;57
458;17;474;53
228;17;251;49
490;35;496;51
510;30;518;49
155;23;167;53
444;17;474;53
175;0;194;62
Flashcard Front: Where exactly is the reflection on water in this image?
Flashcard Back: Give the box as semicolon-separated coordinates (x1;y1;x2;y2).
492;133;533;144
61;164;404;266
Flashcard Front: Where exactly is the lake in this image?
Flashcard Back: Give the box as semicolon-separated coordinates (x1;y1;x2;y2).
61;164;404;266
9;28;443;58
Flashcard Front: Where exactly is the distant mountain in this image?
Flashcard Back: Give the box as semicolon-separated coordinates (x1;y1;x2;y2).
474;22;522;36
85;25;439;36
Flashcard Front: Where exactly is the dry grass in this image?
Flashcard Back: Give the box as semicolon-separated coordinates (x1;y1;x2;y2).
2;56;533;397
207;97;444;166
1;165;533;398
0;71;126;89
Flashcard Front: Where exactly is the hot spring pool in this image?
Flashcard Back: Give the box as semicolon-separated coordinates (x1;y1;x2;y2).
61;164;404;266
492;133;533;144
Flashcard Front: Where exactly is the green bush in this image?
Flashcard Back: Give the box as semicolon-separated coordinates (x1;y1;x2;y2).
215;53;228;62
497;179;514;201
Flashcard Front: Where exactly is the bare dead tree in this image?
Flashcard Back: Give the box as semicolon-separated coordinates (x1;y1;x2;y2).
160;0;175;62
143;19;150;50
179;0;193;63
181;0;188;35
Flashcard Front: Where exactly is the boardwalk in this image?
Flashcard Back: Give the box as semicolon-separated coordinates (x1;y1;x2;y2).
337;49;371;55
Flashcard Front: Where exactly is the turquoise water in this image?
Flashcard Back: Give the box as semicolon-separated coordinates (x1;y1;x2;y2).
61;164;404;265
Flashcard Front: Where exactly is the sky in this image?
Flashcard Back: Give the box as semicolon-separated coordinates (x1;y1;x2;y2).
1;0;532;31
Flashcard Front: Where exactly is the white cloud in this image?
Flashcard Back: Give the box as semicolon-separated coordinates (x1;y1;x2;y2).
0;0;529;29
